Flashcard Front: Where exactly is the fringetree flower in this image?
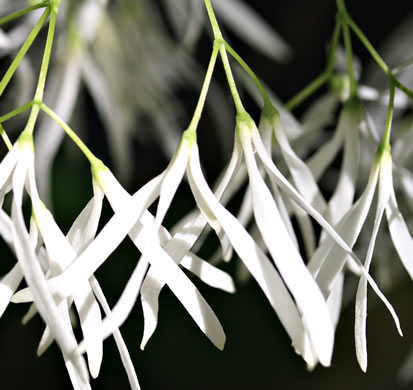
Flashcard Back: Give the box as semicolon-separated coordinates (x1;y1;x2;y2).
13;135;229;353
4;132;91;389
307;97;411;371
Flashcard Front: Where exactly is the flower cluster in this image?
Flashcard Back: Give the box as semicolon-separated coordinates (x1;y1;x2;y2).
1;0;413;389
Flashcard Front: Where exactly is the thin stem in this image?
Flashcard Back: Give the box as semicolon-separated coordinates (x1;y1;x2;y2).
345;14;413;100
285;72;329;111
23;5;59;137
326;22;342;74
204;0;223;40
390;76;413;100
219;45;245;114
0;8;50;97
34;6;58;102
382;83;395;147
203;0;244;114
187;45;219;132
40;103;98;165
336;0;357;96
0;1;48;26
225;42;271;108
285;22;341;111
346;16;389;74
0;124;12;150
0;101;34;124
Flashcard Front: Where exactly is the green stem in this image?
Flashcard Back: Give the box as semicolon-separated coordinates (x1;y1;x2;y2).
0;1;48;26
33;6;58;102
390;76;413;100
219;45;245;114
0;7;50;97
0;101;34;124
336;0;357;96
225;42;271;108
285;22;341;111
187;45;219;133
40;103;98;165
0;124;12;150
23;4;59;137
346;16;389;74
285;72;329;111
203;0;244;114
204;0;223;40
326;22;342;74
346;14;413;100
382;82;395;147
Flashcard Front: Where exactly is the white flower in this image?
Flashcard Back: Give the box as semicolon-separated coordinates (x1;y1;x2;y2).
14;134;228;352
307;140;406;371
185;138;321;366
9;133;91;389
241;108;402;368
234;112;334;366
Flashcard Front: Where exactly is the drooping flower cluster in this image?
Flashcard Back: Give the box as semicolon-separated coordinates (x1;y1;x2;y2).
1;0;413;389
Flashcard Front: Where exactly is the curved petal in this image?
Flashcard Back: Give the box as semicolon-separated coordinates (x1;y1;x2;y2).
187;143;317;367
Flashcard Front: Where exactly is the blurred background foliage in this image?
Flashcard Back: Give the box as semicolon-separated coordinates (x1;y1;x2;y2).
1;0;413;389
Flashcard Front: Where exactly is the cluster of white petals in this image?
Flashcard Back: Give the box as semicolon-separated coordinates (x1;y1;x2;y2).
1;0;413;389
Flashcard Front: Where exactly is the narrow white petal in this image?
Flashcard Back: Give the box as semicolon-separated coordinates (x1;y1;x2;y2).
0;208;13;246
354;287;368;372
239;123;334;366
89;170;226;351
386;187;413;279
306;123;344;181
355;151;394;372
324;104;361;226
23;173;164;302
136;224;226;350
66;178;104;253
11;146;90;386
311;162;379;289
182;252;236;293
0;264;22;317
89;276;141;390
294;204;316;258
155;139;189;228
37;325;54;356
0;145;19;191
327;272;344;329
28;161;103;378
187;144;317;366
270;116;327;213
252;129;402;335
136;139;242;345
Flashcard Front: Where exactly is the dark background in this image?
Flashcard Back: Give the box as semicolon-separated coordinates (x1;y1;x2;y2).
2;1;413;389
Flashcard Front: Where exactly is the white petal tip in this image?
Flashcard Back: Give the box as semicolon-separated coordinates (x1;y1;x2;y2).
213;333;226;351
306;362;318;372
11;288;34;303
140;338;149;351
226;283;236;294
36;344;48;357
89;365;100;379
140;331;152;351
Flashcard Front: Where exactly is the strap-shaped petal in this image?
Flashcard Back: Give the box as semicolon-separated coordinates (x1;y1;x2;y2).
187;143;318;367
239;122;334;366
